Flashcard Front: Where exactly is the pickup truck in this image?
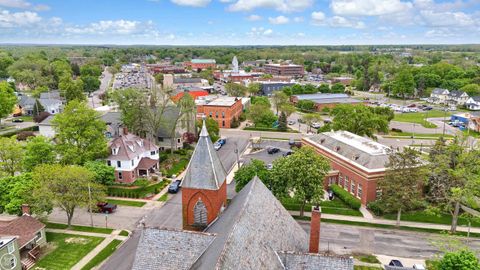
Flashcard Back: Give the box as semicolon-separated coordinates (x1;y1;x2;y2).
96;202;117;214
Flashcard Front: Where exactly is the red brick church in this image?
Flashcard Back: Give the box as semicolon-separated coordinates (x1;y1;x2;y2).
181;119;227;230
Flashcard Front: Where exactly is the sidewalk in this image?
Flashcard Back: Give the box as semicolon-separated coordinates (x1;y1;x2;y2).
289;211;480;234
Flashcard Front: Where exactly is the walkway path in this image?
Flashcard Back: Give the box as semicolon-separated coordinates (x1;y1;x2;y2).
289;211;480;234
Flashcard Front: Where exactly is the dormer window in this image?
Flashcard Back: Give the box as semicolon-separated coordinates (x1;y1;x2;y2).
128;145;135;152
136;140;143;147
112;147;119;155
320;139;325;144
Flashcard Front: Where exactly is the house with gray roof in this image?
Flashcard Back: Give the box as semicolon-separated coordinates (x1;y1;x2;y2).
18;96;62;116
447;90;469;105
466;96;480;111
429;88;450;104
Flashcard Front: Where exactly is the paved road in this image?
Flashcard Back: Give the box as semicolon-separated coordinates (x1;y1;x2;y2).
216;136;249;173
299;221;480;259
89;68;112;108
220;128;302;140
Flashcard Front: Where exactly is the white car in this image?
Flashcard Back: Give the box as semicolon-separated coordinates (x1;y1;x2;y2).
413;264;425;269
311;122;321;129
213;142;222;151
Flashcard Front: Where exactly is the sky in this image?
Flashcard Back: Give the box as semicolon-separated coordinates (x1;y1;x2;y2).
0;0;479;45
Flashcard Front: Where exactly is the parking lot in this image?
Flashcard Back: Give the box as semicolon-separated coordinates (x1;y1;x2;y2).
241;139;295;167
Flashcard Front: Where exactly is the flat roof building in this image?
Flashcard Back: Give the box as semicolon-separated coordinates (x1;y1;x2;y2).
196;96;244;128
265;63;304;77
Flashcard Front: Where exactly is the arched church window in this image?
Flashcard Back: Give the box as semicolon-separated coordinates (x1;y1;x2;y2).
194;199;208;225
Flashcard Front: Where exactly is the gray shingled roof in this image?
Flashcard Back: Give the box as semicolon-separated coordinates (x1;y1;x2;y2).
157;106;182;138
191;177;309;269
101;112;122;125
131;228;215;270
278;252;354;270
307;131;390;170
182;122;226;190
449;90;466;98
432;88;449;95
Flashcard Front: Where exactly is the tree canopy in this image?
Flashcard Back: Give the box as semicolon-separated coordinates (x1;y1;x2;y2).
0;81;16;124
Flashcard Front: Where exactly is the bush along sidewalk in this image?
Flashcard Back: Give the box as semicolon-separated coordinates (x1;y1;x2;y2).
330;184;361;210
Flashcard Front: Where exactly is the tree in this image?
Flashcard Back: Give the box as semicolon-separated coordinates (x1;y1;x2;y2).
225;83;247;97
436;250;480;270
272;91;288;115
80;64;102;77
196;117;220;142
279;103;296;118
247;83;261;96
331;83;345;93
154;73;164;85
301;113;322;132
278;111;287;131
271;147;330;217
391;68;415;100
59;76;85;102
112;88;148;135
52;100;107;165
32;99;45;117
0;137;23;177
23;136;55;172
250;96;270;106
82;75;101;93
326;104;390;139
247;103;277;128
427;138;480;233
296;100;316;112
0;174;39;215
0;81;16;126
318;84;330;93
32;164;105;227
376;148;426;226
84;161;115;186
234;159;270;192
0;51;14;78
461;84;480;97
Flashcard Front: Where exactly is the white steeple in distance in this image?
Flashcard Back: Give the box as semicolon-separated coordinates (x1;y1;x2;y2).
232;56;239;74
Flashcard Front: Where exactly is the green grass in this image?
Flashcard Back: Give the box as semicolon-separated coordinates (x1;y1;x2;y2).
244;126;299;133
158;193;169;201
16;115;34;122
108;180;169;198
354;254;380;264
46;222;114;234
119;230;129;236
107;199;146;207
393;110;451;128
463;129;480;138
80;239;122;270
281;198;363;217
166;158;189;177
383;211;480;227
293;216;480;238
34;232;104;270
354;266;382;270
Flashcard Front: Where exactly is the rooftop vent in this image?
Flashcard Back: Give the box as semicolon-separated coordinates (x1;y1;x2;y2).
335;146;341;152
320;138;325;144
353;155;360;161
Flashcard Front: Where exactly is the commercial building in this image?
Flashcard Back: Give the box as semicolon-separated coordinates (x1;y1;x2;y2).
196;96;243;128
186;59;216;71
259;81;295;96
303;131;390;205
264;63;304;77
290;93;363;111
146;64;185;74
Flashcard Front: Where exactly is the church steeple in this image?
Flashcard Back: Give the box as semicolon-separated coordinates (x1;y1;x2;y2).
182;119;227;231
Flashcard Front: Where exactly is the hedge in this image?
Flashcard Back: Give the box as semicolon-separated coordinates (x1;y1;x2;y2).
107;180;169;198
0;125;39;137
330;184;361;210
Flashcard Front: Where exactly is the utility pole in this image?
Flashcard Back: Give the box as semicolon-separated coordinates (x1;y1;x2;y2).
234;141;240;168
88;183;93;227
442;102;447;137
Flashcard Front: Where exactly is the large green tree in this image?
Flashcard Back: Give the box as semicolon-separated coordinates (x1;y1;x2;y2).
271;91;288;114
225;83;247;97
271;147;330;217
0;173;39;215
23;136;56;172
391;68;416;99
0;81;16;125
82;75;101;93
376;148;426;226
84;161;115;186
0;51;14;78
0;137;23;177
234;159;270;192
59;76;85;102
33;164;106;227
52;100;107;165
247;103;277;128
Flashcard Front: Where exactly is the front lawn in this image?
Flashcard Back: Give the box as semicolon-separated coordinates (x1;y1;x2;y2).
46;222;114;234
393;110;450;128
383;211;480;227
158;193;169;201
34;232;103;270
159;149;193;178
107;199;146;207
281;197;363;217
80;239;122;270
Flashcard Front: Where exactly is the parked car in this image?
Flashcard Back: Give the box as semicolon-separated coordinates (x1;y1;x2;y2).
97;202;117;214
217;138;227;145
267;147;280;154
266;164;273;170
288;138;295;145
407;103;416;108
290;142;302;149
413;264;425;269
311;122;321;129
424;106;433;111
389;260;404;267
283;151;293;157
288;120;296;125
168;179;182;193
12;118;24;123
214;142;222;151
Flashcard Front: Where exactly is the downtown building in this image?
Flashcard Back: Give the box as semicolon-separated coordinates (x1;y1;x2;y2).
264;63;304;77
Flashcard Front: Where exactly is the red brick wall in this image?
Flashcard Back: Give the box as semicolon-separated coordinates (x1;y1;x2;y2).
197;99;243;128
115;170;136;183
182;181;227;230
303;139;385;205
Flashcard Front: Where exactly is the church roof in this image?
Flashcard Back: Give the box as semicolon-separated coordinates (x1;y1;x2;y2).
182;121;226;190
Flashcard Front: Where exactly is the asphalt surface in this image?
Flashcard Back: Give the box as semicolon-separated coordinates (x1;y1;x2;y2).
215;136;249;173
299;221;480;259
89;68;112;108
241;139;293;166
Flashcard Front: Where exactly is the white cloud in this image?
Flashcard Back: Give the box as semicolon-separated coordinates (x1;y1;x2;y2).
65;20;143;35
296;32;305;37
247;26;273;37
219;0;234;2
228;0;313;13
425;28;456;38
420;10;476;27
268;15;289;24
293;16;304;23
0;0;49;11
330;0;412;16
170;0;211;7
246;14;262;21
329;16;365;29
263;28;273;35
0;9;41;27
311;11;326;25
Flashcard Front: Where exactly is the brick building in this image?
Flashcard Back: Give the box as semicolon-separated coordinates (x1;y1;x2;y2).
303;131;389;205
264;63;304;77
186;59;216;71
182;121;227;231
196;96;243;128
146;64;185;74
106;131;159;183
291;93;363;111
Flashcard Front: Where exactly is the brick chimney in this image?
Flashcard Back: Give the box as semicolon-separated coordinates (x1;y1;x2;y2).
21;204;31;216
309;206;321;253
122;127;129;136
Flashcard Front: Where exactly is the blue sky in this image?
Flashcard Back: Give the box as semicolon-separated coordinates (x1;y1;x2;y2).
0;0;479;45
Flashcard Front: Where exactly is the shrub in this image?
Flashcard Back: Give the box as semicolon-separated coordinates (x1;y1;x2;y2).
16;131;35;141
367;201;385;216
330;184;361;210
133;178;149;187
391;128;403;133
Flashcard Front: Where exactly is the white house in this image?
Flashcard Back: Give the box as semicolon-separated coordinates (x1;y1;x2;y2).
38;116;56;138
429;88;450;104
466;96;480;111
106;130;159;183
448;90;470;106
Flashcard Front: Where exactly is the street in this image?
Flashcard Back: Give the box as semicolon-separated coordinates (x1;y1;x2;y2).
89;68;112;108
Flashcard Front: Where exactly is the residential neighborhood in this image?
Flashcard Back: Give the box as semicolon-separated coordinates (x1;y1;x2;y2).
1;1;480;269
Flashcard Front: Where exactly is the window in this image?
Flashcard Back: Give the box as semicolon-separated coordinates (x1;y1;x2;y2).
151;151;156;155
117;161;121;168
222;112;225;118
35;231;42;242
209;112;212;117
194;199;208;226
351;180;356;195
344;176;349;191
107;160;111;166
358;184;363;198
222;121;225;127
9;257;15;268
118;172;123;180
7;242;14;254
338;174;343;186
158;137;164;142
131;160;134;166
215;112;219;118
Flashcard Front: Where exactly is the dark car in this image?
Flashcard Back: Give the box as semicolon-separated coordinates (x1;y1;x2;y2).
288;138;295;145
290;142;302;149
168;179;182;193
424;106;433;111
97;202;117;214
12;118;24;123
389;260;404;267
267;147;280;154
283;151;293;157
